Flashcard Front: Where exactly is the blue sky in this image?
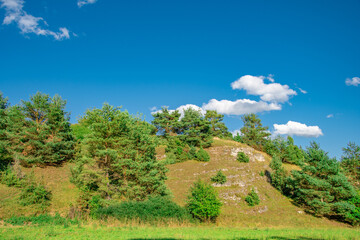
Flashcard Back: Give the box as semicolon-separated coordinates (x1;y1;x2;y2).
0;0;359;159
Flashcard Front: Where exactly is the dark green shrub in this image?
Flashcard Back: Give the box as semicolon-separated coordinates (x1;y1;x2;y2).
188;146;197;159
186;180;222;222
269;157;287;193
195;148;210;162
95;196;191;223
245;188;260;206
19;182;52;207
237;152;249;163
211;170;227;184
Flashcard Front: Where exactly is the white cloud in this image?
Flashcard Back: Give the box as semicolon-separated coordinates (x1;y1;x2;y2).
176;104;206;117
202;98;281;115
326;114;334;119
267;74;275;83
299;88;307;94
77;0;97;7
345;77;360;87
0;0;71;40
151;104;205;119
231;75;297;103
273;121;323;138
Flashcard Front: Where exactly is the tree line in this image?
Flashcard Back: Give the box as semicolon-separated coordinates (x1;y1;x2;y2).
0;91;359;225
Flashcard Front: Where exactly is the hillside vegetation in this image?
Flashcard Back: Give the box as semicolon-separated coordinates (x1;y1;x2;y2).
0;91;359;231
0;138;350;228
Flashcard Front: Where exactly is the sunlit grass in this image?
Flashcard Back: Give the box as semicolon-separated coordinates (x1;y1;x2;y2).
1;225;360;240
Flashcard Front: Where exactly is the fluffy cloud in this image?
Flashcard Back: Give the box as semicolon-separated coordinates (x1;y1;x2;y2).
77;0;97;7
152;104;205;118
202;98;281;115
273;121;323;138
176;104;206;117
231;75;297;103
345;77;360;87
0;0;70;40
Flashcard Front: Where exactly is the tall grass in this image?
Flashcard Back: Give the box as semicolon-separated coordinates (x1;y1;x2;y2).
4;213;79;226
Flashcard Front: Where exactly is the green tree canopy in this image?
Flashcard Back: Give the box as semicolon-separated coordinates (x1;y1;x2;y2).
71;103;168;201
151;107;180;137
236;113;270;151
4;92;75;166
287;142;359;224
341;142;360;189
265;136;305;165
178;108;212;148
0;92;11;170
204;110;231;139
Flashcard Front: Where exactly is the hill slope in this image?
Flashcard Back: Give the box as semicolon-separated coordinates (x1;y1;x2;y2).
0;138;349;228
165;138;347;228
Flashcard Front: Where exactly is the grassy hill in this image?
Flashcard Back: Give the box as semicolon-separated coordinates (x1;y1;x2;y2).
0;138;349;228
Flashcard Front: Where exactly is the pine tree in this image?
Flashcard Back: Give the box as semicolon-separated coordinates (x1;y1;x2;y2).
6;92;75;166
151;107;180;137
341;142;360;189
0;92;11;170
178;108;212;148
269;156;287;193
238;113;270;151
283;136;304;165
288;142;359;223
72;103;168;201
204;110;231;138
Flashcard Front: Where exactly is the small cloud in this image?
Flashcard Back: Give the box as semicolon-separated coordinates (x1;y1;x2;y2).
77;0;97;7
150;106;157;112
267;74;275;83
326;114;334;119
273;121;323;138
202;98;281;115
298;88;307;94
345;77;360;87
0;0;71;40
231;75;297;103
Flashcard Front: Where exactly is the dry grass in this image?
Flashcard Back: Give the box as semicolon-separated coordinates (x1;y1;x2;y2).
0;163;79;218
165;138;348;228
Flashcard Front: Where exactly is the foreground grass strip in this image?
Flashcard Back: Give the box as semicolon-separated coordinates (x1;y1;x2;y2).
1;226;360;240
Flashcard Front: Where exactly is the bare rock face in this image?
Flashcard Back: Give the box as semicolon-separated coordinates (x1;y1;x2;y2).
230;147;266;162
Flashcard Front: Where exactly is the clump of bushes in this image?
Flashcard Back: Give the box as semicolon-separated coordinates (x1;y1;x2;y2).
186;180;222;222
237;152;249;163
95;196;191;223
211;170;227;184
195;147;210;162
245;188;260;206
